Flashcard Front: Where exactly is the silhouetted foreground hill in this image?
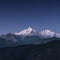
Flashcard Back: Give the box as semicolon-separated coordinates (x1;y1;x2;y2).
0;40;60;60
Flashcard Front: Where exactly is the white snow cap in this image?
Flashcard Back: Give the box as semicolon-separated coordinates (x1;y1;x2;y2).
15;27;38;36
56;33;60;38
40;29;55;38
15;27;60;38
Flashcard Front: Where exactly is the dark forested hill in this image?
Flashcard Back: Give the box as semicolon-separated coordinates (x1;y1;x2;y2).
0;40;60;60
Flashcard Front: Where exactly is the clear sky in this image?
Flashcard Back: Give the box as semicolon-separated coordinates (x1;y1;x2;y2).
0;0;60;34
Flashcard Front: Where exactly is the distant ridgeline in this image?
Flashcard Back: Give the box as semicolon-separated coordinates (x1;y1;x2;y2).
0;27;60;47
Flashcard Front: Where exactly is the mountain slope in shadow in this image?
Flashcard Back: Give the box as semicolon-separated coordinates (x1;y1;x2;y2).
0;40;60;60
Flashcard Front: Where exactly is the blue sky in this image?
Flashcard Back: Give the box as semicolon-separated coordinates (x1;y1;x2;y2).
0;0;60;34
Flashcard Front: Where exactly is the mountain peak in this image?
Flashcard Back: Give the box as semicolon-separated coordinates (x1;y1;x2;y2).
40;29;56;38
27;27;33;32
14;27;38;36
40;29;54;34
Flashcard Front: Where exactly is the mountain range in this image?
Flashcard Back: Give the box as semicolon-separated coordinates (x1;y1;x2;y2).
0;27;60;47
0;27;60;60
15;27;60;38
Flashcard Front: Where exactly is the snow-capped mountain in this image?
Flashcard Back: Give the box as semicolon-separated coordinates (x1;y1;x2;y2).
15;27;39;36
40;29;56;38
0;27;60;42
14;27;60;38
55;33;60;38
40;29;60;38
0;27;60;47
